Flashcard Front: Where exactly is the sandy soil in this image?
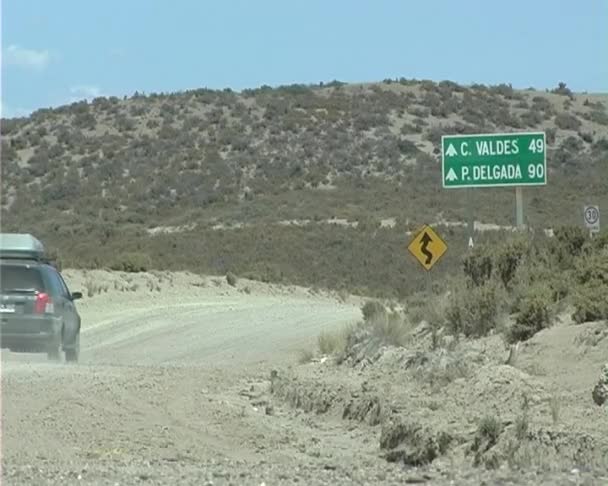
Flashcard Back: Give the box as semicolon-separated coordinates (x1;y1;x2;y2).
2;270;607;485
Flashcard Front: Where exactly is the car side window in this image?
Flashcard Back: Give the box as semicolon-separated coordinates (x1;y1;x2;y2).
44;268;68;298
56;272;72;296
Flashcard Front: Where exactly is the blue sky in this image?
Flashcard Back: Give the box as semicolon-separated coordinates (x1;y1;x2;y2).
2;0;606;118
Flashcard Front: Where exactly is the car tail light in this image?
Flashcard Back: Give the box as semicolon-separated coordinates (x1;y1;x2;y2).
34;292;54;314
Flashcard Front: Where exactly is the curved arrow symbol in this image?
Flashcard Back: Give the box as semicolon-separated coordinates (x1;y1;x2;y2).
420;232;433;265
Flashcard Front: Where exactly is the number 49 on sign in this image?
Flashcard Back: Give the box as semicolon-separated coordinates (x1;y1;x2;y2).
528;138;544;153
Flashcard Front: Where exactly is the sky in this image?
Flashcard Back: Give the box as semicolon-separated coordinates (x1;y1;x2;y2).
1;0;606;118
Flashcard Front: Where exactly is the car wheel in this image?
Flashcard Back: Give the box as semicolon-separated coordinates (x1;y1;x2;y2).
65;333;80;363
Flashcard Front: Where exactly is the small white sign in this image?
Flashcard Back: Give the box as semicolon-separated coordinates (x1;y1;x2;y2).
584;205;600;233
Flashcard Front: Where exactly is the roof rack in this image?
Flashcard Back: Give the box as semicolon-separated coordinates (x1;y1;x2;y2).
0;233;47;261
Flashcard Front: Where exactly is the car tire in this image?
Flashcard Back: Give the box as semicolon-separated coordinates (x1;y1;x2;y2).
65;333;80;363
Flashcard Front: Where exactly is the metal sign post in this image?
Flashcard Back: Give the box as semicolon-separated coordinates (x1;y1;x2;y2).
515;186;524;229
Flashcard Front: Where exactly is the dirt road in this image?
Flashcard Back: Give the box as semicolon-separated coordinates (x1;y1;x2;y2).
2;271;410;485
3;270;608;485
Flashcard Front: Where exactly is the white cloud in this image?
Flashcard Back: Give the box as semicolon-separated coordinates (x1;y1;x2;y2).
3;44;51;70
68;85;104;102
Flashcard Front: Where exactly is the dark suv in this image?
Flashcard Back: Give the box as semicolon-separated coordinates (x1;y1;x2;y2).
0;234;82;362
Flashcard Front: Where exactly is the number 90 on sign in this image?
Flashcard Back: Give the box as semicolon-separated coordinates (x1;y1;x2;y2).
527;164;545;179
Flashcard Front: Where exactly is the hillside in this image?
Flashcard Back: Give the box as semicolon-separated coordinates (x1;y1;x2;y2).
1;79;607;296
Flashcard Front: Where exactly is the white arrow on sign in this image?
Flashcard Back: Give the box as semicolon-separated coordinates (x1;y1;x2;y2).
445;168;458;182
445;144;458;157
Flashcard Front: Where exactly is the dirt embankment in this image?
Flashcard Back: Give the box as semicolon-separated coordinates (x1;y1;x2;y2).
269;315;608;484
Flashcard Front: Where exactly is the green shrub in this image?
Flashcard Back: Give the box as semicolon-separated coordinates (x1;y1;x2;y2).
520;110;542;127
297;348;315;364
362;300;386;322
318;326;350;355
511;261;572;309
572;283;608;324
226;271;238;286
477;415;502;445
573;252;608;286
588;108;608;126
554;112;582;131
109;252;151;272
471;415;503;469
507;284;553;343
551;82;573;97
495;238;530;289
570;248;608;323
552;225;588;266
445;281;501;337
462;251;493;287
369;312;411;347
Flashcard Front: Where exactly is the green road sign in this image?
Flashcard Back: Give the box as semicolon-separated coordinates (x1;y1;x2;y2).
442;131;546;188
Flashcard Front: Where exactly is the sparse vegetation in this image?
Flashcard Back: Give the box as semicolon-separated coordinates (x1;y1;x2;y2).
554;112;582;130
226;272;238;287
368;312;411;348
1;80;606;307
472;415;503;468
445;281;502;338
444;227;607;342
318;329;346;356
551;82;573;98
361;300;386;322
312;223;607;376
109;253;151;273
297;348;315;364
507;283;553;343
549;395;561;424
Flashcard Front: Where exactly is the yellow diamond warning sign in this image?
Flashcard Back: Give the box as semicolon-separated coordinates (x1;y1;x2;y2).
407;225;448;271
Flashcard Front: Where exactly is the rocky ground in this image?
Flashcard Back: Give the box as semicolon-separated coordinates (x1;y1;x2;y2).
2;270;607;485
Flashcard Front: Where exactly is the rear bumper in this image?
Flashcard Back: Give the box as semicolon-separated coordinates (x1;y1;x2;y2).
0;316;62;351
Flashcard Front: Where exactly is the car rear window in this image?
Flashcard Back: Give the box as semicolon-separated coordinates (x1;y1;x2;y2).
0;264;45;292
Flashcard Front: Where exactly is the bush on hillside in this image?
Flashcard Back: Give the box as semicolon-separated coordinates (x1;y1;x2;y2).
552;225;588;266
362;300;386;322
520;110;542;127
369;311;411;347
571;250;608;323
445;281;502;338
551;82;573;97
554;113;582;131
587;109;608;126
507;283;553;343
109;252;151;273
463;251;493;287
226;272;238;286
494;238;530;289
572;283;608;324
509;260;572;312
573;251;608;286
